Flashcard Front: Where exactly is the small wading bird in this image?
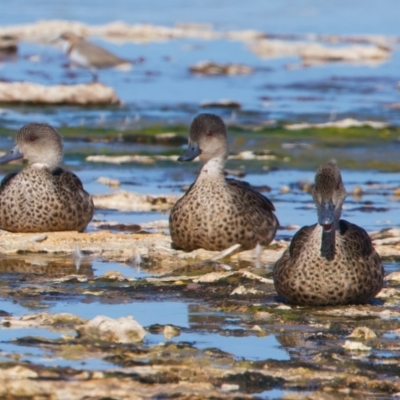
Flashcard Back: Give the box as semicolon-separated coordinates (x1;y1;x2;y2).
169;113;279;252
273;161;384;306
54;32;132;81
0;123;94;232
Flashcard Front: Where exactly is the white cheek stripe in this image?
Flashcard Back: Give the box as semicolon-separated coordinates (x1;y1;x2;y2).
31;163;49;169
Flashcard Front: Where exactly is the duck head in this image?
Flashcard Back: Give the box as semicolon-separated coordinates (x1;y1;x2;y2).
0;123;63;170
312;161;347;233
179;113;229;166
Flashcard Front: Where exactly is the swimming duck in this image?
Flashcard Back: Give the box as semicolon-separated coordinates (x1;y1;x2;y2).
273;161;383;306
0;123;94;233
169;113;279;251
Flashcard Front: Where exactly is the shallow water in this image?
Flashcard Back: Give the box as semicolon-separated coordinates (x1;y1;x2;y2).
0;1;399;127
82;164;400;235
0;256;397;374
0;263;289;371
0;2;399;397
1;0;399;34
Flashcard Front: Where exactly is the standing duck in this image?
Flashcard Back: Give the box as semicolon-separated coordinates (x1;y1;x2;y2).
169;113;279;251
0;123;94;232
273;161;383;306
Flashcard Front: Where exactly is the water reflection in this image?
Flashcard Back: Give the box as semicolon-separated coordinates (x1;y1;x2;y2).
188;303;243;330
185;304;289;361
0;253;93;278
0;253;155;280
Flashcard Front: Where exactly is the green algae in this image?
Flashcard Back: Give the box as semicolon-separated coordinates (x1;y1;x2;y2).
56;123;400;142
0;122;398;171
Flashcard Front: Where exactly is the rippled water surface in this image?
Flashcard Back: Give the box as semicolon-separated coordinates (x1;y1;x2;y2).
0;1;399;126
0;1;399;397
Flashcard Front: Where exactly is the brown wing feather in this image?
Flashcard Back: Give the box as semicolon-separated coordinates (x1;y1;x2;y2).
226;178;276;213
0;172;18;192
340;219;384;296
339;219;376;258
56;169;86;191
287;224;316;259
54;168;94;224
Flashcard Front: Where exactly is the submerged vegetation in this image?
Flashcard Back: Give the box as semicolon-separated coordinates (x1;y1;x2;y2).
17;123;395;171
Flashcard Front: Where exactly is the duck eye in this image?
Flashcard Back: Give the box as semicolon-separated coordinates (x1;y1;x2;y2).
206;130;213;136
28;135;37;142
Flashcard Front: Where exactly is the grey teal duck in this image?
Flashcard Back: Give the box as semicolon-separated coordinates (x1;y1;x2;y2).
0;123;94;232
273;161;384;306
169;113;279;251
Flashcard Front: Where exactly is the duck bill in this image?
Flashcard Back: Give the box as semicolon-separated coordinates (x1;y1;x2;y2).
318;200;335;232
0;145;23;165
178;141;201;162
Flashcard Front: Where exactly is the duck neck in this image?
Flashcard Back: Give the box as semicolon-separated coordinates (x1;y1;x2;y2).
198;156;225;180
30;154;61;171
320;226;336;261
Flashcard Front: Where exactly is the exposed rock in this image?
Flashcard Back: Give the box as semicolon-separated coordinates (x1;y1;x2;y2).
0;366;38;380
225;29;266;41
87;154;177;164
0;225;395;275
0;82;119;105
189;61;253;75
0;375;249;399
193;271;235;283
93;190;179;211
347;327;377;340
0;20;390;56
163;325;181;339
100;270;133;281
342;340;371;352
224;169;246;178
316;307;400;319
384;271;400;282
0;228;265;273
3;312;85;328
76;315;146;343
0;34;18;55
87;152;276;164
0;20;271;46
96;177;121;188
254;311;274;320
351;186;364;197
250;39;307;59
201;99;242;109
316;34;390;47
221;383;240;392
300;43;390;64
250;39;390;64
280;185;291;194
0;20;221;44
285;118;388;130
376;288;400;299
230;285;264;296
230;151;276;160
